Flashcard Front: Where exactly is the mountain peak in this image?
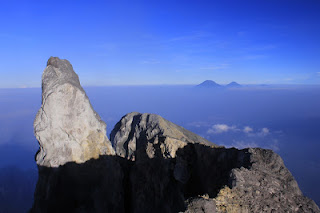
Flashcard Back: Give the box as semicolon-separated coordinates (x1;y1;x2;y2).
197;80;222;88
226;81;242;87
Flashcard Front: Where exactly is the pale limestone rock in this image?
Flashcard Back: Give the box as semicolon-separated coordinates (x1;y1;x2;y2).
34;57;114;167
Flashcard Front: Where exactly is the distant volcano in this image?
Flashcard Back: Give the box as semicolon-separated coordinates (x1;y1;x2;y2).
196;80;222;88
226;81;242;88
196;80;242;88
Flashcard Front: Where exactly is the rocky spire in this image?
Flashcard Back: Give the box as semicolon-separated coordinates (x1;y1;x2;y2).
34;57;114;167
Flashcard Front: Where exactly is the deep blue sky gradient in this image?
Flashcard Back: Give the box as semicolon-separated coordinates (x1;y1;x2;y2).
1;0;320;87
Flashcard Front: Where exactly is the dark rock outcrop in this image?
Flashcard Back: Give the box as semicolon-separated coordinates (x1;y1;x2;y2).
30;156;126;213
180;146;319;212
30;57;320;213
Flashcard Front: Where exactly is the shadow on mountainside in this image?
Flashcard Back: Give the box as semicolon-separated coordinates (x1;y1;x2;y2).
29;144;252;213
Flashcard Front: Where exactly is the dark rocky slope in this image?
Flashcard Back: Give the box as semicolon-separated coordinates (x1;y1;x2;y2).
30;57;320;213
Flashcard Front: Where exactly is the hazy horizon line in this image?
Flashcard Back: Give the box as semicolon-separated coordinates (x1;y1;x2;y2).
1;83;320;89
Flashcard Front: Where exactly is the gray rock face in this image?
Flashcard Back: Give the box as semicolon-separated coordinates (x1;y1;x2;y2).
110;112;217;160
221;148;307;212
34;57;114;167
184;197;217;213
175;146;320;213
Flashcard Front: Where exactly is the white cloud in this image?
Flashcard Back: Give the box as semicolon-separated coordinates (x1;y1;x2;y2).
243;126;253;133
249;127;270;137
187;121;210;128
140;59;160;64
207;123;271;137
261;127;270;136
230;140;258;149
228;139;279;151
207;124;237;134
268;139;280;152
205;123;280;152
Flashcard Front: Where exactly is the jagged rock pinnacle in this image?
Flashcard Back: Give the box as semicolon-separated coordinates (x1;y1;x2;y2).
34;57;114;167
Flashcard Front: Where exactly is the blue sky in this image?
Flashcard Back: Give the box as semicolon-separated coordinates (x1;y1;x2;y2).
1;0;320;87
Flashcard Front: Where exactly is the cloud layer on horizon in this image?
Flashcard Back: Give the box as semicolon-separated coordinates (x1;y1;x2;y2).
204;123;279;151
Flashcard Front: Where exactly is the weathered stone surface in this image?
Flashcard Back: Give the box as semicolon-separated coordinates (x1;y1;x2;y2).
175;145;320;213
34;57;114;167
183;197;217;213
214;148;320;213
110;112;217;160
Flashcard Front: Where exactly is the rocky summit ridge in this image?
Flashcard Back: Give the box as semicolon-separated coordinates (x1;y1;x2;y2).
110;112;218;160
30;57;320;213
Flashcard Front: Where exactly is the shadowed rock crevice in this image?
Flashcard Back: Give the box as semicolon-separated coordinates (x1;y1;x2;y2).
30;156;126;213
30;144;320;213
175;145;251;198
30;145;253;213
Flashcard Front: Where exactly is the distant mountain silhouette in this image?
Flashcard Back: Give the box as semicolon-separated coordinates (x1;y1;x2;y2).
226;81;242;88
196;80;222;88
196;80;243;88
